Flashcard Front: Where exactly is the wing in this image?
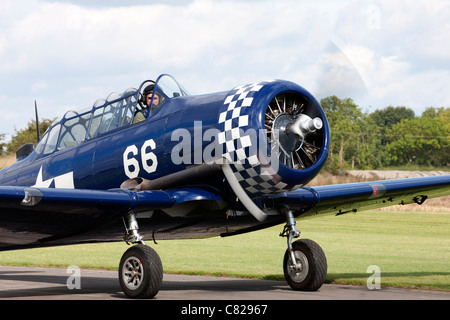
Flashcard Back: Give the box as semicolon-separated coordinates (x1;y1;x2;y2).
278;175;450;217
0;186;219;250
0;186;175;214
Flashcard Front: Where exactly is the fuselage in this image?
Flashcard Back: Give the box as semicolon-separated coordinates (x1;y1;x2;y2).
0;75;328;199
0;83;229;193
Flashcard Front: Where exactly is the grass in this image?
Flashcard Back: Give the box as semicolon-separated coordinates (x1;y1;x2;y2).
0;156;448;290
0;154;15;170
0;210;448;291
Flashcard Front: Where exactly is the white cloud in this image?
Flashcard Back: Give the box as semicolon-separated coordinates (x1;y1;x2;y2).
32;81;48;93
0;0;449;138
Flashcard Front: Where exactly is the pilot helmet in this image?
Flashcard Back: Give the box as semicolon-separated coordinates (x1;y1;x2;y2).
143;84;154;98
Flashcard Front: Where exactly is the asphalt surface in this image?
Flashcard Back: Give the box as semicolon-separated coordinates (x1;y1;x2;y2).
0;265;448;300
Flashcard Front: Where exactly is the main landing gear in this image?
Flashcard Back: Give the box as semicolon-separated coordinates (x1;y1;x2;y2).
118;212;163;299
117;209;327;298
280;208;327;291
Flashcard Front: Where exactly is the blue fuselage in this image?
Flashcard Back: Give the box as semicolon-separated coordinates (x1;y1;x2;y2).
0;91;229;192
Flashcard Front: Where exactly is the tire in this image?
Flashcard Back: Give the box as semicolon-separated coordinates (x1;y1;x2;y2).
283;239;327;291
119;244;163;299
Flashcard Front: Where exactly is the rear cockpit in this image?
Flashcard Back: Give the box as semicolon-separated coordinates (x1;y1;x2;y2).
34;87;139;158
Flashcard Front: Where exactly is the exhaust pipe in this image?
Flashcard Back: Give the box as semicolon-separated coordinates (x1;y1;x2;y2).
120;163;222;191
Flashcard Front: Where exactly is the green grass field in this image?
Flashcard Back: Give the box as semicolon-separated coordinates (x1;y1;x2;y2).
0;210;448;291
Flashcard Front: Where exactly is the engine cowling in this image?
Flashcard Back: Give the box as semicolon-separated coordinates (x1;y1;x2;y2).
217;80;330;198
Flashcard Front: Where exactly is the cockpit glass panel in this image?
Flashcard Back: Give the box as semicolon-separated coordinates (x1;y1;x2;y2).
155;75;190;98
58;113;90;150
85;89;138;138
94;99;106;108
98;93;137;134
35;132;49;154
88;107;103;139
98;103;117;134
43;124;61;154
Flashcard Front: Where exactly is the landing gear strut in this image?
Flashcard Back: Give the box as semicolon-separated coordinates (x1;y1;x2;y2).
119;212;163;299
280;208;327;291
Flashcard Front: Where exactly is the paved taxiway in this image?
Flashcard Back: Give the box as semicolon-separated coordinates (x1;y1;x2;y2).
0;265;448;300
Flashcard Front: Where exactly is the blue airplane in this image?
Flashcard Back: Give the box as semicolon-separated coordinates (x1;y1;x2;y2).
0;74;449;298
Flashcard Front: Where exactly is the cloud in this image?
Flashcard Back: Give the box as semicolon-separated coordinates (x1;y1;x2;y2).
0;0;449;139
31;81;48;93
314;0;450;114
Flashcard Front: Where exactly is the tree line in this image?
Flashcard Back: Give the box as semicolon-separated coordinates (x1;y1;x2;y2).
0;118;54;156
321;96;449;172
1;97;449;171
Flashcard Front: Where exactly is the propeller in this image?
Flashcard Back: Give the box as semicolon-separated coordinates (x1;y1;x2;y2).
265;92;324;170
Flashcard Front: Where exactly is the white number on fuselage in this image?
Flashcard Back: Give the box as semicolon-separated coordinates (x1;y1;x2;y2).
123;139;158;179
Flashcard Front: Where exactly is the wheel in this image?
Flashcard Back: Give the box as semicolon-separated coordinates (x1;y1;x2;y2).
283;239;327;291
119;244;163;299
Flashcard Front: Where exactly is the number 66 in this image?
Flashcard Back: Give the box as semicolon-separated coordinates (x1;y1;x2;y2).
123;139;158;178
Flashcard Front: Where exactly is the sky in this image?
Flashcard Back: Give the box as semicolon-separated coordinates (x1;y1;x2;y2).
1;0;450;141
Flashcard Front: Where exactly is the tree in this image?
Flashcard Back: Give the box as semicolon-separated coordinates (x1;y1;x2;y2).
348;114;384;169
321;96;373;169
369;106;415;145
6;118;54;154
384;108;449;166
0;134;7;156
370;106;415;128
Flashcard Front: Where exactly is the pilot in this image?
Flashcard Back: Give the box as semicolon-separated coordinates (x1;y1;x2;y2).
133;85;161;124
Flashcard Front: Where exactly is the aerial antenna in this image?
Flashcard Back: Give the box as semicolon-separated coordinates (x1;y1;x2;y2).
35;100;41;142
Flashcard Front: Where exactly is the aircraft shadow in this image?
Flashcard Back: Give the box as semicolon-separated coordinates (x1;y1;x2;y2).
0;269;123;299
0;269;289;299
160;278;288;293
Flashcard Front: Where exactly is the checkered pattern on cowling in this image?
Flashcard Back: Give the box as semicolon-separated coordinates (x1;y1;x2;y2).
217;82;268;163
217;81;301;197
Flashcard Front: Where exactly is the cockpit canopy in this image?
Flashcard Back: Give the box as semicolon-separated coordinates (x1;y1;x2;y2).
30;75;189;159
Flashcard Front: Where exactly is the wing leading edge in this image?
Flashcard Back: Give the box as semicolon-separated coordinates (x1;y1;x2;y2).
278;175;450;217
0;186;175;214
0;186;177;250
